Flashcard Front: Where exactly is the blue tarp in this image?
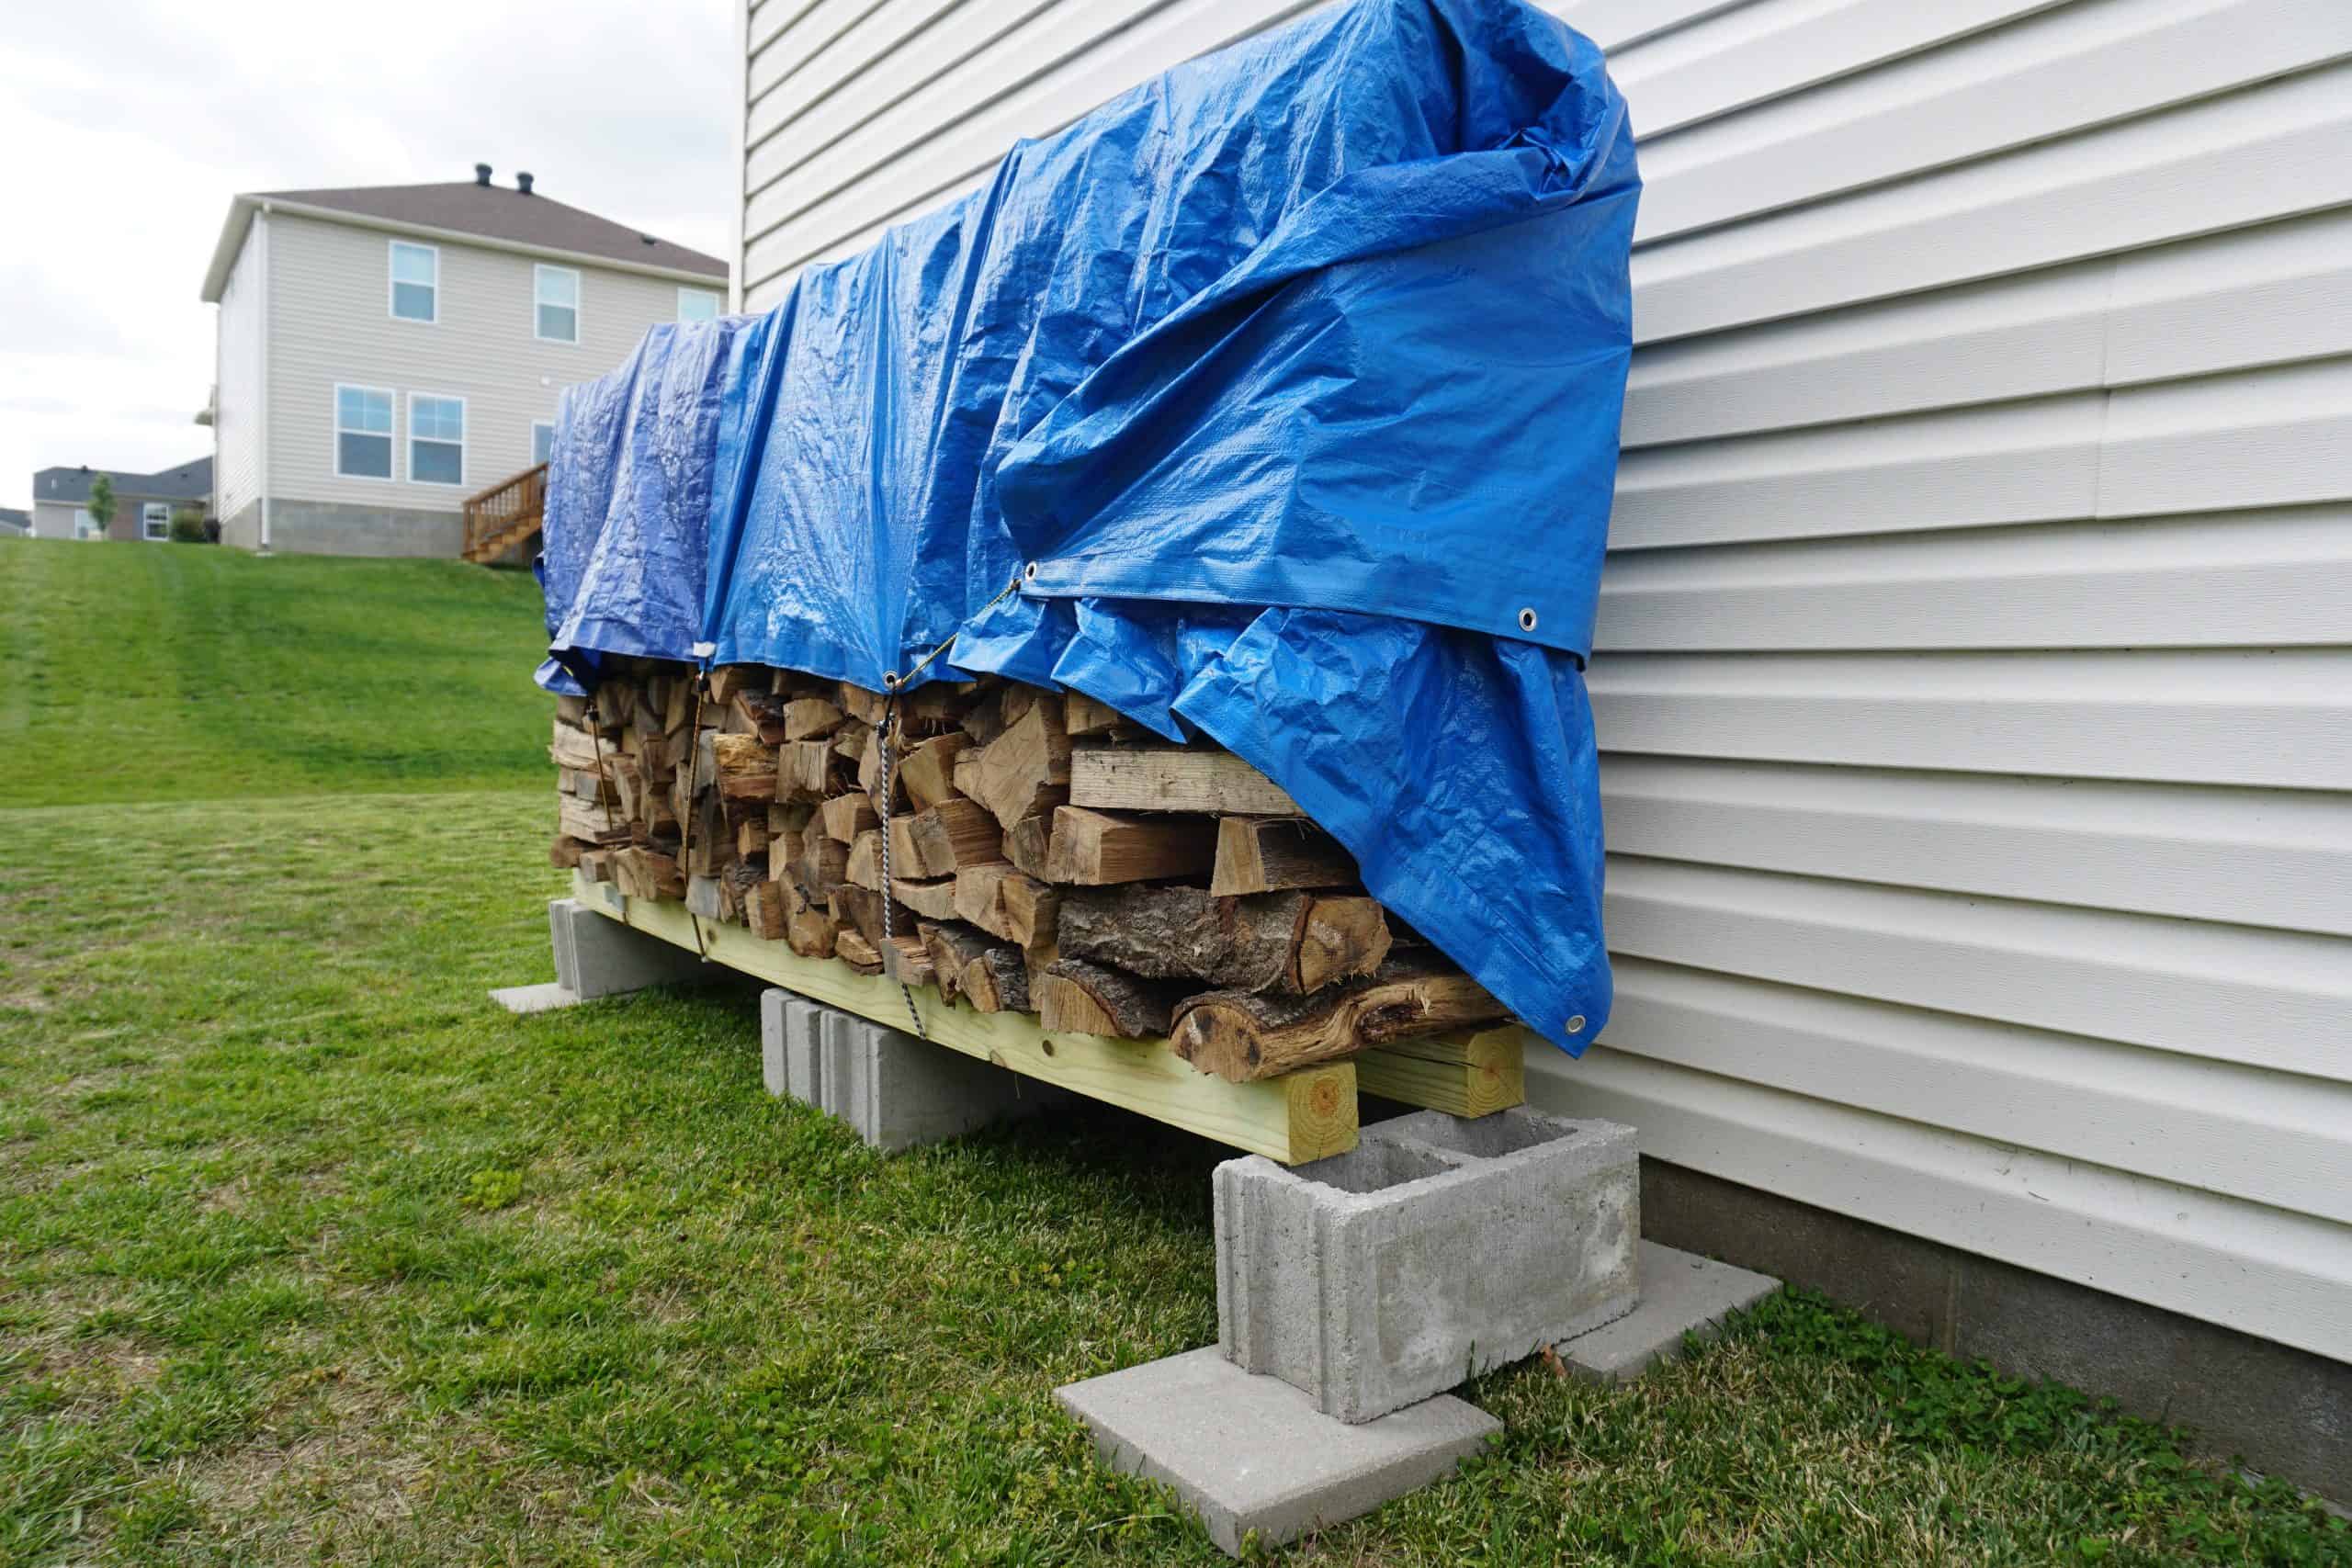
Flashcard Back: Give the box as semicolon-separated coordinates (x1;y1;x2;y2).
537;0;1637;1055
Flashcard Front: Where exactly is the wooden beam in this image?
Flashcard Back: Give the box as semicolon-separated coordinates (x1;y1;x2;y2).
1356;1028;1525;1119
1069;743;1296;816
1046;806;1217;885
571;870;1355;1164
1211;816;1356;896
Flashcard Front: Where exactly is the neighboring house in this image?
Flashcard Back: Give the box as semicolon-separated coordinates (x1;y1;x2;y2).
198;165;729;557
28;457;212;542
733;0;2352;1494
0;507;28;537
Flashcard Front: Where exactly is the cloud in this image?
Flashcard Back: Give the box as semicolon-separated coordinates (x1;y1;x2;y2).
0;0;733;506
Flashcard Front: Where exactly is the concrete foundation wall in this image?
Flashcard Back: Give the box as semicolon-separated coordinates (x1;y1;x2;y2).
258;497;464;558
217;500;262;552
1641;1157;2352;1503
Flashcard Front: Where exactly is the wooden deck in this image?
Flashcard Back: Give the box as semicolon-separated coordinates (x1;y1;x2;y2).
570;869;1523;1163
461;462;547;563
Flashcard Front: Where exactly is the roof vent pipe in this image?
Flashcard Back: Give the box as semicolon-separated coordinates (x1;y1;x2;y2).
474;163;492;186
516;171;535;196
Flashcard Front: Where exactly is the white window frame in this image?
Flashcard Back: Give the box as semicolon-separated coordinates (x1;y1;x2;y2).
677;287;721;322
388;240;439;324
141;502;171;541
73;507;97;540
534;264;581;344
333;383;397;482
407;391;468;487
532;421;557;467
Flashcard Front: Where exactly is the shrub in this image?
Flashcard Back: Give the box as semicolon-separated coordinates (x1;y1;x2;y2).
168;508;209;543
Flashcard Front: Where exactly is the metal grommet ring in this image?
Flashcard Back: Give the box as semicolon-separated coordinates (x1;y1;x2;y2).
1565;1014;1587;1035
1023;560;1040;581
1518;607;1539;633
882;671;901;691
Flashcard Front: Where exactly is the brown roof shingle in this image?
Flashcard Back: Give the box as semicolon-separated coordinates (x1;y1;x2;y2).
258;179;726;279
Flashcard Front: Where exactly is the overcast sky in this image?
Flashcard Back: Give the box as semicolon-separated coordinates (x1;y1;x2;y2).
0;0;735;509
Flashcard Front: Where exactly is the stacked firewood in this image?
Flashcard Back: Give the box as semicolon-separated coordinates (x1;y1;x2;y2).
548;660;1506;1081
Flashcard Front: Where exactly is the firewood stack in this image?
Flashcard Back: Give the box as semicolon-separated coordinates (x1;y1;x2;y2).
548;660;1507;1082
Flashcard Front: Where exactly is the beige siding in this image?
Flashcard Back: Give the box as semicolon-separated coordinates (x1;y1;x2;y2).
212;219;265;525
734;0;2352;1360
262;212;695;515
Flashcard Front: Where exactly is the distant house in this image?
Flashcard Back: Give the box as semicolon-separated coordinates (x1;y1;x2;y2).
197;164;728;557
0;507;29;536
28;457;212;542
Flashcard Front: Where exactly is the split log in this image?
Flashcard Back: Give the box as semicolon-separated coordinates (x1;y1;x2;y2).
837;681;888;727
891;876;960;921
577;849;614;883
833;929;884;975
734;689;794;743
686;874;723;919
952;863;1018;941
1169;964;1508;1082
831;718;871;766
959;944;1031;1012
548;836;593;870
968;698;1071;831
1069;742;1296;816
898;733;967;809
713;733;778;801
1004;810;1055;880
785;900;838;959
549;718;605;773
1292;897;1394;993
557;793;630;846
1211;816;1357;896
1064;692;1137;737
1045;806;1217;885
831;883;916;952
1036;959;1185;1038
707;665;765;705
737;815;770;860
746;879;788;941
882;933;934;985
888;798;1004;880
921;921;995;1001
820;792;878;843
783;696;845;740
1059;886;1305;992
780;739;837;802
787;831;849;901
846;829;885;891
611;847;686;902
998;873;1060;952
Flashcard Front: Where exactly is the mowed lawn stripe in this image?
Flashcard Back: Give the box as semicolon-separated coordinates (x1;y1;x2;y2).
0;540;551;807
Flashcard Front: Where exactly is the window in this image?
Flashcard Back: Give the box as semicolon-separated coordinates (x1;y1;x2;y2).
73;507;97;540
535;265;580;343
335;385;394;479
390;241;437;322
141;502;171;541
677;288;721;322
532;421;556;466
409;394;466;485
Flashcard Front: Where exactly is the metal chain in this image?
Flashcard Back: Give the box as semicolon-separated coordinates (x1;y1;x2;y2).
876;686;927;1039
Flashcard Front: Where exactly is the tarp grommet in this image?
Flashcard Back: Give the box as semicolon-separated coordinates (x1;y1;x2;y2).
1565;1014;1586;1034
1023;560;1040;581
1518;607;1538;632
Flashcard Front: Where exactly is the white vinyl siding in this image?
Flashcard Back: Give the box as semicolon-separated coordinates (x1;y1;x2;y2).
733;0;2352;1362
211;220;266;524
252;213;695;514
334;385;394;479
408;393;466;486
390;240;438;323
535;264;581;343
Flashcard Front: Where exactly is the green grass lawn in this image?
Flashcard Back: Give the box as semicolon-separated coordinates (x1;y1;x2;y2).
1;542;2346;1563
0;539;552;807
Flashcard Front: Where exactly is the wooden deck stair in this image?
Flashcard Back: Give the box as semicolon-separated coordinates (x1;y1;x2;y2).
461;461;548;563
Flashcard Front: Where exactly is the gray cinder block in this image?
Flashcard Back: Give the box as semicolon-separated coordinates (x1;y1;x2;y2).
548;897;707;1000
1056;1348;1498;1557
759;989;824;1097
763;993;1063;1152
1216;1107;1639;1423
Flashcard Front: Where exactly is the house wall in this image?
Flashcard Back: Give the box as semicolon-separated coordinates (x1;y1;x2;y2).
213;218;266;532
28;491;188;542
240;211;713;553
734;0;2352;1391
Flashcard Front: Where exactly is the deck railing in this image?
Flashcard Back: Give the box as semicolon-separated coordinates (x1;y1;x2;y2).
460;461;548;562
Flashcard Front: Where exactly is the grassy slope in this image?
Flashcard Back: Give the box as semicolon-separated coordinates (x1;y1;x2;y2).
0;539;551;807
0;543;2344;1563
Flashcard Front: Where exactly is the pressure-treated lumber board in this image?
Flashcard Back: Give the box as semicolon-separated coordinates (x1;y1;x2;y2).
1069;743;1298;815
1355;1028;1526;1120
571;871;1355;1163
